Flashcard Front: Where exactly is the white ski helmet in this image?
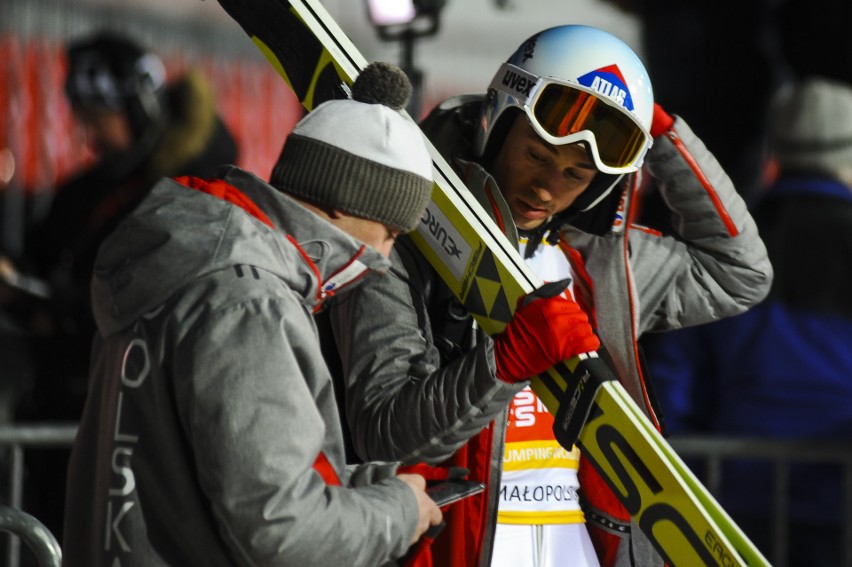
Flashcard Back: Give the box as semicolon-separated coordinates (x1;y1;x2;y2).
475;25;654;176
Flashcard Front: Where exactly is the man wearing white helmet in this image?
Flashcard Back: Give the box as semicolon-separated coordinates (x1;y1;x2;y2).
326;25;772;567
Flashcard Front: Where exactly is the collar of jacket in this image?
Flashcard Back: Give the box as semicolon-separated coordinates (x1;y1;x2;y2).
214;167;389;307
453;157;520;249
91;166;389;334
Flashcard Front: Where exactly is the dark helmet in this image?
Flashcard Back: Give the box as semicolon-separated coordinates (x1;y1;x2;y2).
64;31;167;140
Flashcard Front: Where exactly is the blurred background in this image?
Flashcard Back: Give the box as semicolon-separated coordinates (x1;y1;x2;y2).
2;1;852;566
0;0;646;260
6;0;851;257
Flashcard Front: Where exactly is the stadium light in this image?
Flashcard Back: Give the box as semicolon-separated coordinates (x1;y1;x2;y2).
365;0;445;41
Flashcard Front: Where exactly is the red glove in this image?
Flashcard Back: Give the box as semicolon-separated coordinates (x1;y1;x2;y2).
649;102;674;138
493;282;600;384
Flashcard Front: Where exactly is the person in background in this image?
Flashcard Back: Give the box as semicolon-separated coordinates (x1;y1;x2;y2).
0;31;239;542
0;148;30;427
62;62;443;567
642;76;852;567
326;25;772;567
16;30;239;420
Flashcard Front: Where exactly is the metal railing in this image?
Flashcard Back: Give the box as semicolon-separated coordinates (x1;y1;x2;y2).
0;424;76;567
2;425;851;567
670;435;852;567
0;506;62;567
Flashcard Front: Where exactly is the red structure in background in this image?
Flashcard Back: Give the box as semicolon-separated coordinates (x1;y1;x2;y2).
0;33;303;206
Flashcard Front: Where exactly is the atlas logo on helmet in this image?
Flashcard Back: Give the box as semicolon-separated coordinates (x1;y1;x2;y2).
578;65;634;111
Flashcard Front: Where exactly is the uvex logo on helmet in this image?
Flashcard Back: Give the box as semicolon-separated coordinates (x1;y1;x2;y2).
500;67;536;98
577;65;634;112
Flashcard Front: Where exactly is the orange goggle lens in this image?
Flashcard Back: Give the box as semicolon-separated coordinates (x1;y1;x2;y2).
532;83;648;169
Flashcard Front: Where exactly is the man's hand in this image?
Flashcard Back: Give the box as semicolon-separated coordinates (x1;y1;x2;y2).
397;473;443;545
494;282;600;383
0;254;52;302
0;255;19;305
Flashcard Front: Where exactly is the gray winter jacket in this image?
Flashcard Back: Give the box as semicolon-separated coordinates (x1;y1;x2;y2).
62;166;420;567
329;97;772;566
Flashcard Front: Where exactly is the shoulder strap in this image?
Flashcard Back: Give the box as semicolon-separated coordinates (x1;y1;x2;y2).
396;236;475;365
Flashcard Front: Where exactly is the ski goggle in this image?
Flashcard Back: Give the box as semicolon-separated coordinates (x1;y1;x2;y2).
490;63;651;174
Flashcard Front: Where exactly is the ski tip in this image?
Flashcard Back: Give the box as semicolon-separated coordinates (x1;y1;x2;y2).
351;62;412;111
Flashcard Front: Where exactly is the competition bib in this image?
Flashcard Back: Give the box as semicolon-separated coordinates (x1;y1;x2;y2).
499;387;584;524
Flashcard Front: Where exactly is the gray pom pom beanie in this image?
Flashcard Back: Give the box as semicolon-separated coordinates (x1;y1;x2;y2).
771;76;852;183
270;62;433;232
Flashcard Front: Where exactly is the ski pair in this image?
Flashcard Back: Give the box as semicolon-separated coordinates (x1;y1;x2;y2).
212;0;769;564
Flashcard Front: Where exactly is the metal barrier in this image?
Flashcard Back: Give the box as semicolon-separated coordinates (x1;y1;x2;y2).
0;506;61;567
670;436;852;567
2;425;851;566
0;424;76;567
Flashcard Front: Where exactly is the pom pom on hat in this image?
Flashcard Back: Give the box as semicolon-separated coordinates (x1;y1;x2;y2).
351;61;412;110
270;62;433;233
771;76;852;183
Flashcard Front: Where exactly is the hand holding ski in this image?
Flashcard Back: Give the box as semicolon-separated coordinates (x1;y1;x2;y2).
493;280;600;384
212;1;770;564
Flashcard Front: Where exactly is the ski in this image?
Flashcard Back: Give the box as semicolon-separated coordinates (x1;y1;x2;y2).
213;1;769;565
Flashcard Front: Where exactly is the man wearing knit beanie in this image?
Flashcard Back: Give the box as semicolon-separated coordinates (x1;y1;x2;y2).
271;61;433;236
770;76;852;187
62;61;442;567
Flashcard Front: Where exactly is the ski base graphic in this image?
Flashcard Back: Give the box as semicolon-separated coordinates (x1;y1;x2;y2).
213;0;770;564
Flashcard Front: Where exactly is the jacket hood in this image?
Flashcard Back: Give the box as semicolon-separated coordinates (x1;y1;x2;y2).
91;166;389;334
146;69;231;180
